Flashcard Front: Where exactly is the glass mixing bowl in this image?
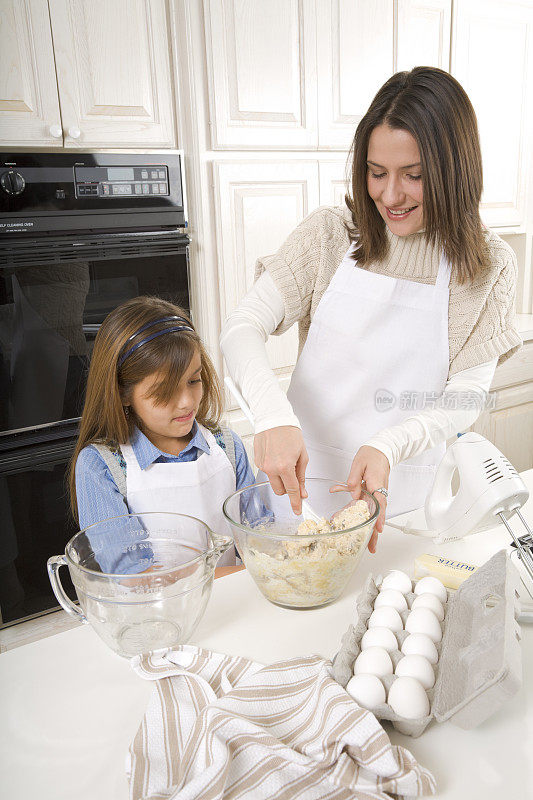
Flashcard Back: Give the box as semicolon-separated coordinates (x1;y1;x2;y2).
223;478;379;609
47;512;232;658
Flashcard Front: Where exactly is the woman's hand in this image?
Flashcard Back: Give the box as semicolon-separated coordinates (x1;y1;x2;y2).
333;445;390;554
254;426;309;514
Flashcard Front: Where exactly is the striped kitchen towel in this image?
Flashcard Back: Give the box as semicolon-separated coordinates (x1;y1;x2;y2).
126;645;436;800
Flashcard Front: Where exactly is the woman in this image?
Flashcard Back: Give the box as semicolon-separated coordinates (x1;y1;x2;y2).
220;67;522;553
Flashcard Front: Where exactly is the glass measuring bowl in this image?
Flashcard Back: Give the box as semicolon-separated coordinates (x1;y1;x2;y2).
47;512;232;658
223;478;379;609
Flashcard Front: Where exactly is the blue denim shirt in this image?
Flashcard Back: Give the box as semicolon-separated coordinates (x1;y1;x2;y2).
75;423;255;574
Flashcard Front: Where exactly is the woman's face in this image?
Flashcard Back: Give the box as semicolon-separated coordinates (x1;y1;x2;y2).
366;124;424;236
127;349;204;452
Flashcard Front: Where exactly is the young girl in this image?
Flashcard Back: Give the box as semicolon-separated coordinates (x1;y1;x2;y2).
70;296;254;573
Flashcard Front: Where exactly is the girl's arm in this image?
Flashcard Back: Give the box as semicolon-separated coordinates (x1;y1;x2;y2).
75;446;130;529
75;447;153;575
231;431;256;490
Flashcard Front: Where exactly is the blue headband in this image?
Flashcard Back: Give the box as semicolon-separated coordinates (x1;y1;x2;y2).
118;316;194;367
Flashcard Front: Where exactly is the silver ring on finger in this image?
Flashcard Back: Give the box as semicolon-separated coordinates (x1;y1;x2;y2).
373;487;388;498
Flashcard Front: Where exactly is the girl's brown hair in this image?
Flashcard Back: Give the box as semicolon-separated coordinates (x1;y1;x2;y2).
69;296;222;521
345;66;488;283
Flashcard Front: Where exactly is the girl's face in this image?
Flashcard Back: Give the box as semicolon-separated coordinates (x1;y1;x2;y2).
366;124;424;236
127;349;204;453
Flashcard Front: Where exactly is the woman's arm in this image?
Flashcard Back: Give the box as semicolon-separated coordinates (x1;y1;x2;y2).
220;207;348;513
221;273;309;513
362;358;498;468
336;359;498;550
220;271;299;432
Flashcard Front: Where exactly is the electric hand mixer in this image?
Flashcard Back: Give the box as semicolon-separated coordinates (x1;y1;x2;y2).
386;432;533;618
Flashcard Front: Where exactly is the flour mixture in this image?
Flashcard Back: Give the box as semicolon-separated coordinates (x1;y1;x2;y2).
246;500;372;607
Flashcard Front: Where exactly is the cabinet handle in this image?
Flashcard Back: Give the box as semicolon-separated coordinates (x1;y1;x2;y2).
68;126;81;139
49;124;63;139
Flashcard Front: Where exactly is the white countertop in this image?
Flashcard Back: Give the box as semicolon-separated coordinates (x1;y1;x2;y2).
1;472;532;800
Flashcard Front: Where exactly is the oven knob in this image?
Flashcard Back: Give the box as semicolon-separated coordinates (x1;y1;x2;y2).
1;170;25;196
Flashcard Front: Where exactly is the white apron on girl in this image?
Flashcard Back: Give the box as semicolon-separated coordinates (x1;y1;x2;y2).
285;242;452;519
121;424;236;566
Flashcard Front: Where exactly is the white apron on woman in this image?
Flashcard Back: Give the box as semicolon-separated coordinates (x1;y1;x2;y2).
121;424;236;566
285;242;452;519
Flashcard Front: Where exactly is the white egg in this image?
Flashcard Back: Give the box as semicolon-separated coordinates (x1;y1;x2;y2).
381;569;412;594
353;647;393;678
411;592;445;621
405;607;442;643
346;674;386;709
361;626;398;653
387;676;430;719
395;654;435;690
374;588;408;613
401;633;439;665
368;606;403;633
414;576;447;604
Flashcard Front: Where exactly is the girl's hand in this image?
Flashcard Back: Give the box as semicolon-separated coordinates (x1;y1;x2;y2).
123;562;197;588
254;426;309;514
331;445;390;554
215;565;245;579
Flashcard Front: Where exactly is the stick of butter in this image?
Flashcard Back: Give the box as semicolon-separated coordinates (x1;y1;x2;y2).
414;553;478;589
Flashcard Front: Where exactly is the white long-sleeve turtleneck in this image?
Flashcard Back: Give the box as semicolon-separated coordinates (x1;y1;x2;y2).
220;271;497;469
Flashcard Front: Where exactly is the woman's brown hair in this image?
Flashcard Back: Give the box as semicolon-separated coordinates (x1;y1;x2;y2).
345;66;488;283
68;296;222;521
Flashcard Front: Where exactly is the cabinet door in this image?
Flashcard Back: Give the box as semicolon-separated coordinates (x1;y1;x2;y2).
471;384;533;472
205;0;318;149
213;160;320;401
0;0;63;147
470;340;533;471
319;159;350;207
317;0;394;149
452;0;533;228
48;0;176;148
397;0;451;71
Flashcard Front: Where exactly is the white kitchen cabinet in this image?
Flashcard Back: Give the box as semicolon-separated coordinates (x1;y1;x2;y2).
470;333;533;472
318;159;350;206
0;0;176;149
47;0;176;148
396;0;451;72
316;0;394;150
204;0;452;151
452;0;533;229
204;0;318;149
0;0;63;147
213;159;319;394
316;0;451;148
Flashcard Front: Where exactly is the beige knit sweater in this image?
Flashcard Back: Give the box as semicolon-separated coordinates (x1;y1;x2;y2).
254;205;522;377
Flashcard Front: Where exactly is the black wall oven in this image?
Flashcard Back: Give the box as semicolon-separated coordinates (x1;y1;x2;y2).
0;151;190;626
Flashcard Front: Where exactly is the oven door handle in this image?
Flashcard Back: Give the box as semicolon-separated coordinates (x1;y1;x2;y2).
47;555;87;624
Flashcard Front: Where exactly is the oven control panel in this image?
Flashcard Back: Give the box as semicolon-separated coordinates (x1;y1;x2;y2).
74;165;169;198
0;152;186;234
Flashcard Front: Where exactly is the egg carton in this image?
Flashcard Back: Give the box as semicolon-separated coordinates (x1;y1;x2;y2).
331;549;523;737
